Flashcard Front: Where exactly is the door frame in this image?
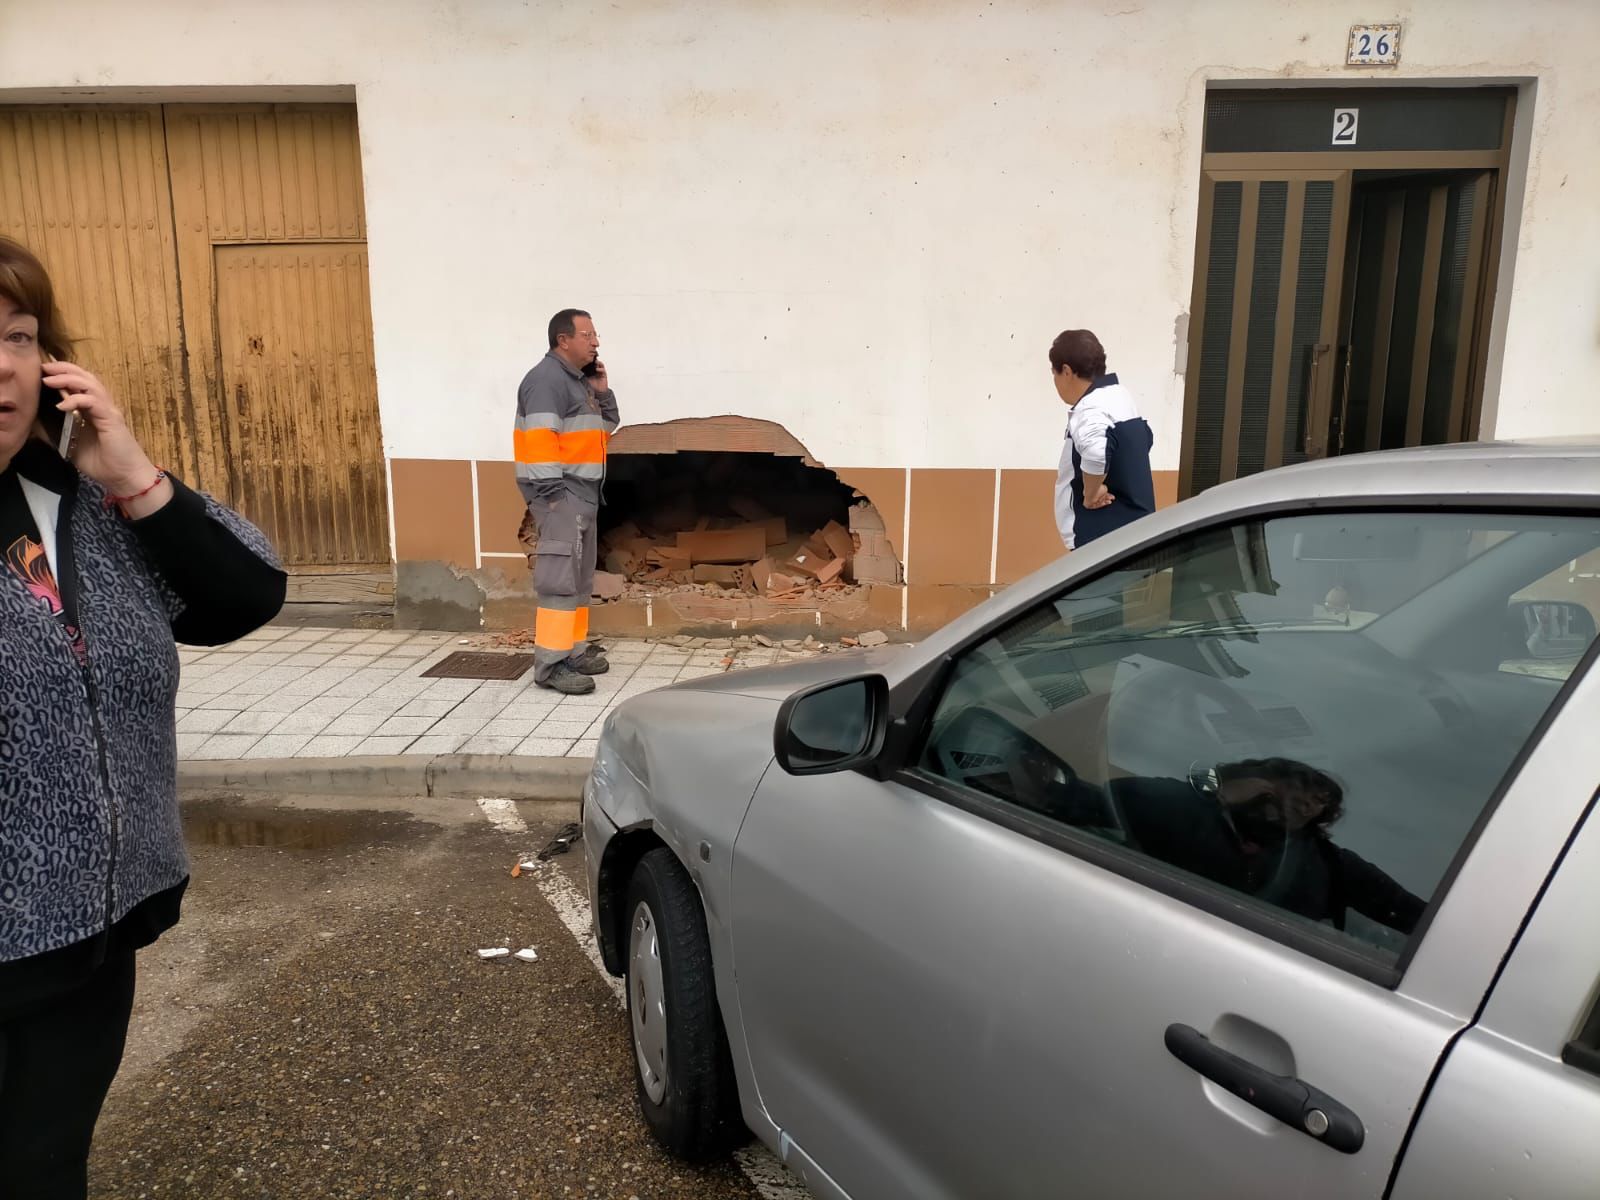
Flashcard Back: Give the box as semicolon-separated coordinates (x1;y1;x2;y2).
1181;88;1519;499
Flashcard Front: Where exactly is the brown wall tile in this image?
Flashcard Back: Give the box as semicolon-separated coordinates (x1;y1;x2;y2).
907;584;996;632
994;468;1184;585
479;555;530;589
996;469;1066;585
863;582;905;629
1154;470;1179;511
391;458;475;567
908;469;994;586
835;467;907;562
477;460;528;554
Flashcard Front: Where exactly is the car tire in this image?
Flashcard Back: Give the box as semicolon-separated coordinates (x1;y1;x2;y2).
623;847;744;1160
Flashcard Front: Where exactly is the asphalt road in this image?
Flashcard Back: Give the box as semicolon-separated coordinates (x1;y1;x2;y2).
89;792;779;1200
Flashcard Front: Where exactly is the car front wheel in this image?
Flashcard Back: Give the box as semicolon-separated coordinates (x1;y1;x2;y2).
624;847;743;1160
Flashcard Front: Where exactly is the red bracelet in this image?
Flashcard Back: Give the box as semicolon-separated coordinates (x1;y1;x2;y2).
103;470;169;511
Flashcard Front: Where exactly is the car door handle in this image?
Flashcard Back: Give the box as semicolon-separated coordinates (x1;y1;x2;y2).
1164;1023;1365;1154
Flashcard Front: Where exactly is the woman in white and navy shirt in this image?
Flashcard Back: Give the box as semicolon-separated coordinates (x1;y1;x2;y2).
1051;329;1156;551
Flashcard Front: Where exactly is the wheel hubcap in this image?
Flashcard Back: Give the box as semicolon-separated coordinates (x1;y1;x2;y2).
629;900;669;1104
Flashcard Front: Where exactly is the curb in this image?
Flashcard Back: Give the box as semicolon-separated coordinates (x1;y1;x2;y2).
177;754;590;800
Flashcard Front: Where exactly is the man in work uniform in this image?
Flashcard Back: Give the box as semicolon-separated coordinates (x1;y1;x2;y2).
515;309;620;694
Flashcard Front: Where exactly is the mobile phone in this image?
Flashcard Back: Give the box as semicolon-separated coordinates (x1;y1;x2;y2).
36;381;74;457
581;359;600;378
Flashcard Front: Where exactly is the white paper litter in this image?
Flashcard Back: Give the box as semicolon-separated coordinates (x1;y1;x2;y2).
514;948;539;962
477;947;511;959
518;861;539;872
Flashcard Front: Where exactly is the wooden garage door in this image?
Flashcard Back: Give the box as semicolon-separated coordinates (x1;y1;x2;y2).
0;103;388;571
167;105;388;569
0;108;203;485
215;244;388;568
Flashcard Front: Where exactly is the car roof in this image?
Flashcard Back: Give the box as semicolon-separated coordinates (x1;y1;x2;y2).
1190;441;1600;514
910;442;1600;669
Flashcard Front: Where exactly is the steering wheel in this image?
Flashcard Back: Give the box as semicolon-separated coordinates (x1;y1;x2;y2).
928;705;1136;846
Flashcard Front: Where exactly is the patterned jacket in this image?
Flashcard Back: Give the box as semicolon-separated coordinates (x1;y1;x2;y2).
513;351;620;509
0;442;285;965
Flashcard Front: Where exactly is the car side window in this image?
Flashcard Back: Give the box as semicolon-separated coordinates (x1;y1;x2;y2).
916;511;1600;967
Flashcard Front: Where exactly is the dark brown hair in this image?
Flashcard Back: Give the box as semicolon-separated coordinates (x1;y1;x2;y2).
1218;757;1346;832
0;236;72;360
547;308;592;349
1049;329;1106;379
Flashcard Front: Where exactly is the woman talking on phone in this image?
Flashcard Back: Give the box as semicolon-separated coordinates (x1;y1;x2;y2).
0;236;285;1198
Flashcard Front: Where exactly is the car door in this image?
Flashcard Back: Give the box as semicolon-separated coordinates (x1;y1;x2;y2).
731;506;1600;1200
1389;553;1600;1200
1390;785;1600;1199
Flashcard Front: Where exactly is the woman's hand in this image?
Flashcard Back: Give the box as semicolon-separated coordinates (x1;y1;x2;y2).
42;360;173;517
1084;484;1116;510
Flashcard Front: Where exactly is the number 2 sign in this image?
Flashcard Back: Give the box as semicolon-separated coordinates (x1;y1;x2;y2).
1348;23;1401;66
1332;108;1360;146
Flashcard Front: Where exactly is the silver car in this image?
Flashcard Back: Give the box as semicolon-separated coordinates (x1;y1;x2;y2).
583;443;1600;1200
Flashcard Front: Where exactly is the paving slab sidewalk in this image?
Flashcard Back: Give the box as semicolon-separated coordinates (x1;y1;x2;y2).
176;625;814;767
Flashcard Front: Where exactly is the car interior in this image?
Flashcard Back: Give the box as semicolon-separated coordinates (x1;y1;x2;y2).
918;512;1600;959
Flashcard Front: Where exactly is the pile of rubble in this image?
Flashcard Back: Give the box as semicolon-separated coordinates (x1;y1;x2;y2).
651;629;892;652
562;498;898;604
490;628;894;656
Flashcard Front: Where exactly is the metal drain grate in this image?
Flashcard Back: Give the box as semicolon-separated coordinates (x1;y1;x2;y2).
421;651;536;681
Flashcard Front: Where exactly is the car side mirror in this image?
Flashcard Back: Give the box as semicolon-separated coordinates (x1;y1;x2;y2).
1506;599;1598;660
774;674;889;776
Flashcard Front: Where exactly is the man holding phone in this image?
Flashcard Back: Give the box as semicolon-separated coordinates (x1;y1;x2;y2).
514;309;619;694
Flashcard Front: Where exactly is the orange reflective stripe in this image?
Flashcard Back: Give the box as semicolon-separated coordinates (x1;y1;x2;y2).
559;429;608;465
572;606;590;642
535;607;578;653
514;427;608;467
514;427;560;465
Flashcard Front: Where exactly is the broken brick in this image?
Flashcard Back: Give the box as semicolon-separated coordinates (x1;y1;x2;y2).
747;557;777;595
786;549;825;578
848;502;886;534
692;564;743;587
853;530;893;559
819;521;854;562
592;571;627;601
817;557;846;584
850;554;900;584
678;527;766;564
650;546;692;571
602;521;644;552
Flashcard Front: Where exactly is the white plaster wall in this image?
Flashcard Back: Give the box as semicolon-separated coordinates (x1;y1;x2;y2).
1;0;1596;470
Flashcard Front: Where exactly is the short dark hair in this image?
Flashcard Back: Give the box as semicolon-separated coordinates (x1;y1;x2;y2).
1049;329;1107;379
1217;757;1346;831
548;308;591;349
